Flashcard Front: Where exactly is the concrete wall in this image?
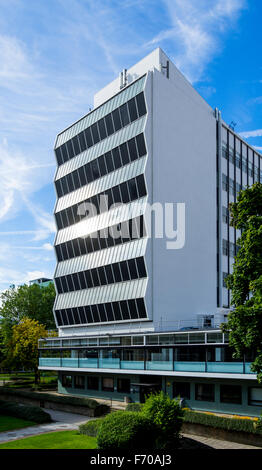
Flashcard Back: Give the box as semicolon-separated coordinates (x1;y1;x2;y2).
144;62;217;330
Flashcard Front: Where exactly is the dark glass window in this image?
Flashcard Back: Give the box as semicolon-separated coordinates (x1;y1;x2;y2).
66;308;74;324
97;266;107;285
248;387;262;406
105;113;114;136
112;263;122;282
66;140;74;159
105;151;114;173
136;133;147;157
91;268;100;286
120;300;130;320
128;97;138;122
91;122;99;144
74;170;81;190
90;159;100;180
61;309;69;325
55;179;63;198
78;306;87;324
112;185;122;204
78;131;87;153
119;261;129;281
136;92;147;117
84;127;93;148
72;307;81;324
61;244;69;261
61;178;69;195
104;264;114;284
119;142;130;165
98;304;107;322
87;376;99;390
195;383;215;402
128;299;138;318
136;174;147;197
105;303;115;322
98;155;107;177
84;270;94;288
120;181;129;203
55;147;63;165
78;166;87;186
128;179;138;200
220;385;242;404
55;310;63;326
91;304;100;323
60;276;68;293
136;298;147;318
85;306;94;323
127;138;138;161
112;302;122;321
102;377;114;392
128;258;138;279
72;238;80;258
60;143;68;163
62;375;72;388
136;257;147;278
112;147;122;169
77;271;86;290
72;135;80;155
74;375;85;389
66;275;74;292
55;245;63;262
72;273;80;291
112;108;121;131
98;118;107;140
117;378;130;393
173;382;190;399
119;103;130;127
55;277;63;294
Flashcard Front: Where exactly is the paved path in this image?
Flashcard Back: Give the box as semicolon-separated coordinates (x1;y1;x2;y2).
181;433;262;449
0;409;92;444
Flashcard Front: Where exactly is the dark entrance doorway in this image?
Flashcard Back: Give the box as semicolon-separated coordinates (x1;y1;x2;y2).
131;376;162;403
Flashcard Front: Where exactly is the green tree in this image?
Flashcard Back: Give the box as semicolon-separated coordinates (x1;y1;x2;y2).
0;282;56;366
8;317;49;384
222;182;262;381
141;391;184;449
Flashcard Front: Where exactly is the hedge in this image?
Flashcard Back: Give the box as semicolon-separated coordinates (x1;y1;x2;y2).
0;387;109;416
125;403;143;412
97;411;158;450
0;399;52;424
79;418;104;437
183;409;262;435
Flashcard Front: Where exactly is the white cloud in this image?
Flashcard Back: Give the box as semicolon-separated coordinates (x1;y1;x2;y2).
42;243;53;251
239;129;262;138
145;0;246;82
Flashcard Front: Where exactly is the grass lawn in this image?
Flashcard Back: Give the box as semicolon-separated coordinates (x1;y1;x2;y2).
0;415;36;432
0;430;97;449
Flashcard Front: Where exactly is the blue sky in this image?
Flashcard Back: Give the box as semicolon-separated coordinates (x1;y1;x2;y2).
0;0;261;291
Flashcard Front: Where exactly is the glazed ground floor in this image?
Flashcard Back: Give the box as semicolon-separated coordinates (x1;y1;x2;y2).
56;371;262;417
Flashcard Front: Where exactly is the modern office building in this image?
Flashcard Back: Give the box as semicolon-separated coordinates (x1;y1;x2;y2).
29;278;53;288
39;48;262;416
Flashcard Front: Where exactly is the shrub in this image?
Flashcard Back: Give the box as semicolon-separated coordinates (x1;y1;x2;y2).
79;418;104;437
97;411;158;450
257;413;262;432
0;399;52;424
141;391;184;449
183;409;261;435
125;403;143;412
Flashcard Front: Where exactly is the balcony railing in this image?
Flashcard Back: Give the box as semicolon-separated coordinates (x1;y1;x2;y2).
39;357;254;374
